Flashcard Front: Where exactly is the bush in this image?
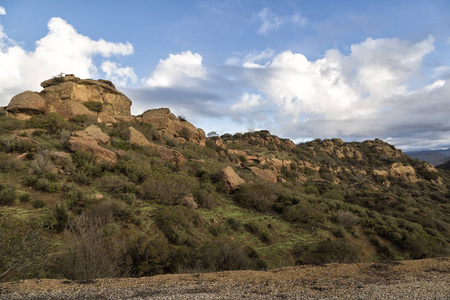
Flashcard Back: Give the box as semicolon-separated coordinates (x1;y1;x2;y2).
98;174;137;194
139;175;197;205
294;239;361;265
234;183;278;212
337;211;359;230
154;206;200;245
283;201;325;225
19;193;31;203
34;178;59;193
83;101;103;112
32;200;46;208
0;185;16;206
198;237;254;271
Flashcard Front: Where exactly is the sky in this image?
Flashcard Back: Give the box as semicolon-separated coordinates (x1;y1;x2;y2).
0;0;449;151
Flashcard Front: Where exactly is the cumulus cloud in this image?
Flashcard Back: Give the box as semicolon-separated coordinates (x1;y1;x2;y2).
0;17;134;105
256;7;308;35
144;51;206;88
237;36;449;149
231;93;263;111
101;61;137;86
0;6;6;15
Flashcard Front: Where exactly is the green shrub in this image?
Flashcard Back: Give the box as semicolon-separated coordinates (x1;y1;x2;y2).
0;185;16;206
32;200;46;208
34;178;60;193
294;239;361;265
283;201;325;225
198;237;255;271
19;193;31;203
26;113;74;134
83;101;103;112
0;153;25;173
154;206;200;245
139;175;197;205
234;183;278;212
98;174;137;194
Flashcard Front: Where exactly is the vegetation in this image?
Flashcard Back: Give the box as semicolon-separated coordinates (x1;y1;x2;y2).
0;114;448;283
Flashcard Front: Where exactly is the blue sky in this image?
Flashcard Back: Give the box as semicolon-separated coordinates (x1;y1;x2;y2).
1;0;449;150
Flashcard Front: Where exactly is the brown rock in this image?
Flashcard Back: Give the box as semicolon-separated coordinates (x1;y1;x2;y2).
72;125;111;144
68;126;116;163
56;100;96;120
128;127;151;147
6;91;47;119
39;74;131;116
248;166;278;183
141;108;206;146
220;166;246;193
182;194;198;210
147;143;186;165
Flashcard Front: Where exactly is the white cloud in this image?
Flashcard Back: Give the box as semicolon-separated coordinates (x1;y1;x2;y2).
256;7;308;35
0;6;6;15
0;17;134;105
232;93;263;111
238;36;448;149
101;61;137;87
144;51;206;88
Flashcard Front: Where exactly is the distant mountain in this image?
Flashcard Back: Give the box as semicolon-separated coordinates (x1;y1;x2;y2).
406;148;450;166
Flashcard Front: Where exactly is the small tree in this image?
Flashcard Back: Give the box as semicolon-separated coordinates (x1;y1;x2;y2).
0;214;51;278
58;214;122;281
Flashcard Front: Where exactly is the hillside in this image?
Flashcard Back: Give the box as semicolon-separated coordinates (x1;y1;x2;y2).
406;148;450;166
0;74;449;283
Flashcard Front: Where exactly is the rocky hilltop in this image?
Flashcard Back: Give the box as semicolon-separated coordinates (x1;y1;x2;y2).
0;75;448;286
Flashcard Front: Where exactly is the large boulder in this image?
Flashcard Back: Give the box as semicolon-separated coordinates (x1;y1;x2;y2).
220;166;245;193
140;108;206;146
56;100;96;120
67;125;116;163
6;91;47;119
147;143;186;165
39;74;132;121
248;166;279;183
128;127;151;147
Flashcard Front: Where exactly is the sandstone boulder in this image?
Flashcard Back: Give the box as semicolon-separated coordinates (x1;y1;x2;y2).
56;100;96;120
182;194;198;210
67;126;116;163
220;166;245;193
39;74;132;117
128;127;151;147
248;166;278;183
147;143;186;165
141;108;206;146
6;91;47;119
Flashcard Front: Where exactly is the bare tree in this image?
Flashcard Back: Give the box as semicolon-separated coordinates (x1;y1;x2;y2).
0;214;51;278
59;213;122;281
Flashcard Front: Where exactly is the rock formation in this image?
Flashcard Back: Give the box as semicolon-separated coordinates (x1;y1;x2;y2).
6;91;48;119
140;108;206;146
67;125;117;163
220;166;246;193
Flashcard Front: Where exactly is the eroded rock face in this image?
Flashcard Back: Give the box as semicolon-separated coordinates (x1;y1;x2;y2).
56;100;96;120
220;166;246;193
128;127;151;147
67;125;117;163
40;75;131;115
147;143;186;166
247;166;279;183
141;108;206;146
6;91;47;119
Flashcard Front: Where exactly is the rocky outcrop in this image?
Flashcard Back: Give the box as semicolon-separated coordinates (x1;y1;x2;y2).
6;91;47;119
67;125;117;163
373;163;419;183
39;75;131;118
147;143;186;165
128;127;151;147
220;166;246;193
56;100;96;120
247;166;279;183
140;108;206;146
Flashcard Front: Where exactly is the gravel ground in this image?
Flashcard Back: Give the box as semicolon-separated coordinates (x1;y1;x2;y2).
1;257;449;299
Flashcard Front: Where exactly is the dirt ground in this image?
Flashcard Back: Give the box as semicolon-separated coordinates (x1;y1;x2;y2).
1;257;449;299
